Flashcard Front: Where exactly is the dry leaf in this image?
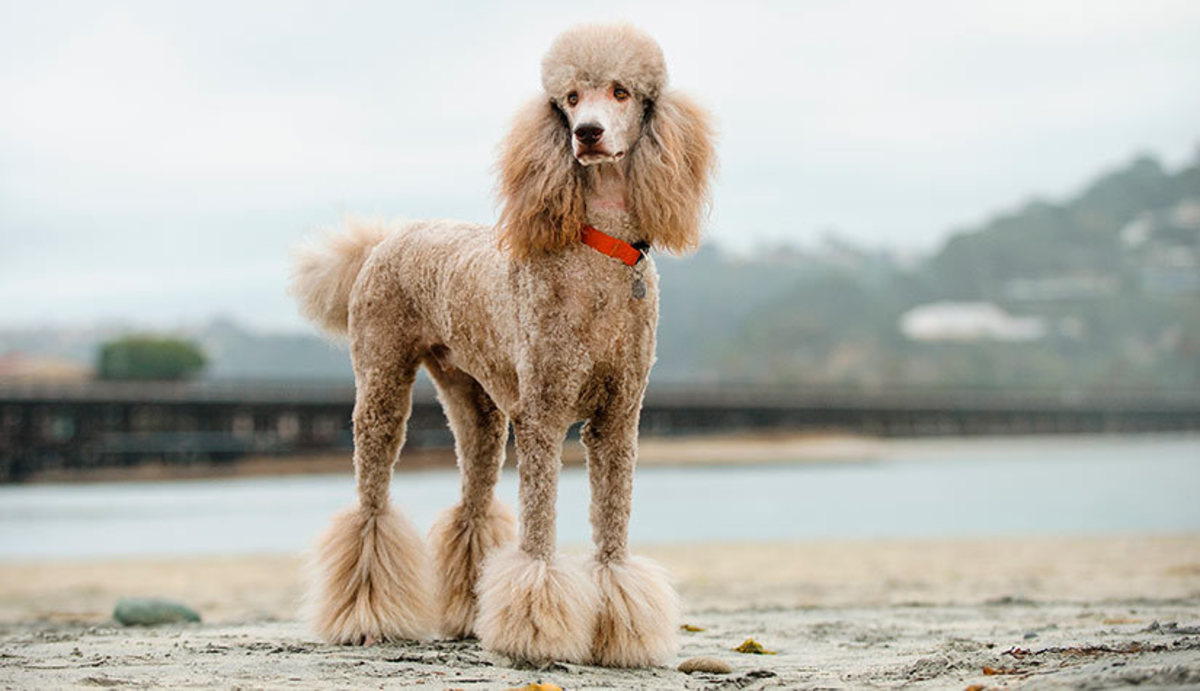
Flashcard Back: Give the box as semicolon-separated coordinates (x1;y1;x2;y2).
681;624;706;632
983;666;1018;675
733;637;776;655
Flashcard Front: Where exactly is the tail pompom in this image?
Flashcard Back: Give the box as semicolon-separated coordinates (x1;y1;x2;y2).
289;219;389;336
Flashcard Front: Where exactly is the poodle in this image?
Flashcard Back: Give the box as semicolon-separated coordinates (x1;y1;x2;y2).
289;23;715;667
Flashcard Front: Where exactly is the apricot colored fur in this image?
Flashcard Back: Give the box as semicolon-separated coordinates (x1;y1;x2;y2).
289;23;715;666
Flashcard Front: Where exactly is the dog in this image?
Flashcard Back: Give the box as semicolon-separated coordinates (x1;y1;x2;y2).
289;22;715;667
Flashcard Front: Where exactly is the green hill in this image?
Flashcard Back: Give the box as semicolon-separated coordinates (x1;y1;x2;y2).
4;147;1197;393
652;148;1200;391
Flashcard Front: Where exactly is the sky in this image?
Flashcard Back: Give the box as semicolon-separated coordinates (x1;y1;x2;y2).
1;0;1199;330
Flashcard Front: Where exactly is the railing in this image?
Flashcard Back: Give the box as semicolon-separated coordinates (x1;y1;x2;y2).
4;379;1199;409
2;379;1198;481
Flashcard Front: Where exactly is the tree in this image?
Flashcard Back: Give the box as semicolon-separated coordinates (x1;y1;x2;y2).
97;336;207;380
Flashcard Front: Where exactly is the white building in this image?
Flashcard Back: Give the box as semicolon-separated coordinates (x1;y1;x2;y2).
899;302;1046;343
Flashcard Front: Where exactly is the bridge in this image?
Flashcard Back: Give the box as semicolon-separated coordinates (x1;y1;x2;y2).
1;379;1198;481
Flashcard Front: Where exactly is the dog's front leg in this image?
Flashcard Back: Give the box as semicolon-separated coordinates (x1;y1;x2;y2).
474;414;600;664
581;404;679;667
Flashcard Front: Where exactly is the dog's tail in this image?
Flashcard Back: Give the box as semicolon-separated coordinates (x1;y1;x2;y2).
289;219;389;337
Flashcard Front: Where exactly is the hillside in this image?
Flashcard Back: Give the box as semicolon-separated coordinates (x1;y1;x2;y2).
678;149;1200;390
3;147;1197;392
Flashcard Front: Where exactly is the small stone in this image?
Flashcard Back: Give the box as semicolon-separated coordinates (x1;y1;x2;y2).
678;656;732;674
113;598;201;626
1023;631;1038;639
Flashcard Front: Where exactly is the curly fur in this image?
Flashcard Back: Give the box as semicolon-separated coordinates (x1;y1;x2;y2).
588;555;679;667
475;545;600;664
627;91;715;255
289;218;388;336
305;505;434;644
496;98;588;260
541;23;667;101
428;498;517;638
293;23;715;666
498;24;715;260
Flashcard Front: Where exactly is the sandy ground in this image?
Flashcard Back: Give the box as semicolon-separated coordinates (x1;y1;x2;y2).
21;432;883;484
2;536;1199;689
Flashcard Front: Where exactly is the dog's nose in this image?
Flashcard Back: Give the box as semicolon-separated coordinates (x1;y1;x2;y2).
574;123;604;146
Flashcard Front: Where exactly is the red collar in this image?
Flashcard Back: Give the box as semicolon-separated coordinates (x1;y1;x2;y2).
579;225;646;266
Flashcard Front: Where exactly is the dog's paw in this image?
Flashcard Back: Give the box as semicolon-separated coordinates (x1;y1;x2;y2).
588;554;679;667
475;545;599;664
305;504;435;644
428;497;516;638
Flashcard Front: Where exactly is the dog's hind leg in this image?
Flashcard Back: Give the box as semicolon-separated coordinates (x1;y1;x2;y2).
581;403;679;667
307;351;434;645
425;361;516;638
475;412;600;663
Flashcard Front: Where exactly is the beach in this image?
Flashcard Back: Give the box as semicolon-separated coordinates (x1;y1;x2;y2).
13;432;885;485
2;536;1199;689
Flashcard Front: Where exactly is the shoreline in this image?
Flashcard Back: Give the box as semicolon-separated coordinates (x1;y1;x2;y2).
15;431;880;485
14;430;1198;485
3;535;1197;623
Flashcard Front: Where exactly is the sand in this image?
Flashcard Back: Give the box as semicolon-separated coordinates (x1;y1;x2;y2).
2;536;1199;689
19;432;883;484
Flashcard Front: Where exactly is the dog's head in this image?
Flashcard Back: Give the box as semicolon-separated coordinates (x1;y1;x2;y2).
541;23;666;166
497;23;716;261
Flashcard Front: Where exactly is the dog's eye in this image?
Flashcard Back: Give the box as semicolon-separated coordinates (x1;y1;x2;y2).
566;92;578;106
613;85;630;101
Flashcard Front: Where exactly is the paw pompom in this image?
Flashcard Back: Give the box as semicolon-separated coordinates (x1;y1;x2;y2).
475;545;599;664
429;498;516;638
589;555;679;667
305;505;434;644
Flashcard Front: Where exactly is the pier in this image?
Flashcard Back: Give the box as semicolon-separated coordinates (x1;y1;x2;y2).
1;380;1197;481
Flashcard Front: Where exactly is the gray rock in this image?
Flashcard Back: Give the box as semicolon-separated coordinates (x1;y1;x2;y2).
678;656;732;674
113;598;201;626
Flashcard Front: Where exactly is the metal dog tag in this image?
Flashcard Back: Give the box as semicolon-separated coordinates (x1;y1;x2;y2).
632;276;646;299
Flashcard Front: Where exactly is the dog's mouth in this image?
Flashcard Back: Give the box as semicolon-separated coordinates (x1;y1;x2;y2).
576;150;626;165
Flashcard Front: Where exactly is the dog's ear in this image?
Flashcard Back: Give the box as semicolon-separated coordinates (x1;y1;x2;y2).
496;97;586;260
628;90;716;254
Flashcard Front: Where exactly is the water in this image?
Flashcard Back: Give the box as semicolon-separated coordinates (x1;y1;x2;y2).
1;435;1197;560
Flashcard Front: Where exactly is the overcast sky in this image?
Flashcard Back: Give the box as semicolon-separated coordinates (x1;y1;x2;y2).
1;0;1198;330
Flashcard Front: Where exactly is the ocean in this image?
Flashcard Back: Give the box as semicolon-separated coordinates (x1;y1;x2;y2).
1;434;1197;560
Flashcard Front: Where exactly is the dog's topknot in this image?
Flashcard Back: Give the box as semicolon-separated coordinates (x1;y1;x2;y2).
541;23;667;101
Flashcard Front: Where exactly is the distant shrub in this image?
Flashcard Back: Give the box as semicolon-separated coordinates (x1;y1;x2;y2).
97;336;207;380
